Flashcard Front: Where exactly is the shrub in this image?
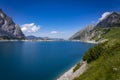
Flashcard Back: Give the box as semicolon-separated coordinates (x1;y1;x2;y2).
73;63;81;72
83;42;107;63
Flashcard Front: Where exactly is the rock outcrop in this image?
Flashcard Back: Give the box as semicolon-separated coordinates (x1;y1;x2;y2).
0;9;25;40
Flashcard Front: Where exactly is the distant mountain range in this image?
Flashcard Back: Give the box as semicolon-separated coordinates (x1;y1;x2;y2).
70;12;120;42
0;9;25;40
26;35;64;41
26;35;43;40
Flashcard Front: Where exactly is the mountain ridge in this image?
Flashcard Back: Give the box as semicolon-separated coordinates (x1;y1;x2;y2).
96;12;120;28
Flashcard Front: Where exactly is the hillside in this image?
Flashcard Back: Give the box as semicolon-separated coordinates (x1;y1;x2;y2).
71;12;120;80
0;9;25;40
74;27;120;80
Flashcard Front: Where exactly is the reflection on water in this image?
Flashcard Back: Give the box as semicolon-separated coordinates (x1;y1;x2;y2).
0;41;94;80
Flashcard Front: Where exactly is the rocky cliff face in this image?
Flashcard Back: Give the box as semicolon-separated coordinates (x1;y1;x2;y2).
0;9;25;40
69;25;95;41
70;12;120;42
96;12;120;28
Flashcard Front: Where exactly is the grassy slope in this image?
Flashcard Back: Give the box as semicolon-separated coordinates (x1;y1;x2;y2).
74;27;120;80
91;27;120;41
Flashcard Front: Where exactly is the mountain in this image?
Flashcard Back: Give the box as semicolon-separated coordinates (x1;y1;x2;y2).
26;35;38;39
69;25;95;41
70;12;120;42
26;35;64;41
48;38;64;41
26;35;43;40
96;12;120;28
0;9;25;40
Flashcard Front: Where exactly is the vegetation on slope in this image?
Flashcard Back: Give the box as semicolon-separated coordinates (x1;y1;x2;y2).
91;27;120;41
82;41;107;63
74;27;120;80
73;62;81;72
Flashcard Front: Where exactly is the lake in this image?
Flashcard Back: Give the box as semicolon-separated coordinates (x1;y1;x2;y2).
0;41;94;80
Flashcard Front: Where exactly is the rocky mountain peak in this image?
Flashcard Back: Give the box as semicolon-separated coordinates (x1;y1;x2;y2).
96;11;120;28
111;11;120;15
0;9;25;39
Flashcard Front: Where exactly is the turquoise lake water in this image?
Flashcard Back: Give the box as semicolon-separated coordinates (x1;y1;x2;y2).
0;41;94;80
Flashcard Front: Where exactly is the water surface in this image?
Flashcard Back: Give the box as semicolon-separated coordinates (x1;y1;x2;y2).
0;41;94;80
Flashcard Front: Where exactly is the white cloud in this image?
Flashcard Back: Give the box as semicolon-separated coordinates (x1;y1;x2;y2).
50;31;58;34
99;12;111;21
21;23;40;33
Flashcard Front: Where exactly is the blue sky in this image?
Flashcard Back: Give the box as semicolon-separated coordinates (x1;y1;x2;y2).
0;0;120;39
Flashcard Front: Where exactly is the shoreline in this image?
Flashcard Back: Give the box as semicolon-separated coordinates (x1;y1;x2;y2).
0;39;98;44
70;40;98;44
57;61;87;80
57;40;103;80
0;40;66;42
57;40;97;80
85;40;98;44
